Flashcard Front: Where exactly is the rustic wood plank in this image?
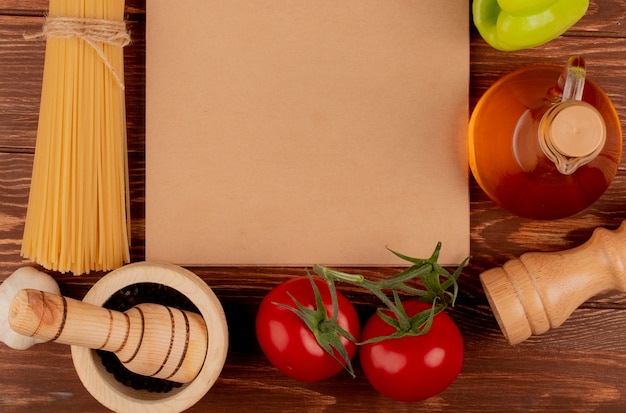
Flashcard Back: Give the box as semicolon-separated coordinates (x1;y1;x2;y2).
573;0;626;34
0;152;146;278
0;344;103;412
0;0;146;15
4;305;626;413
0;16;44;150
1;0;624;36
3;1;626;412
0;17;145;153
0;152;31;273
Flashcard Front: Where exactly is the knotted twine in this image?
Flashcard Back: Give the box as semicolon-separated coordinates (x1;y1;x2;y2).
25;16;131;89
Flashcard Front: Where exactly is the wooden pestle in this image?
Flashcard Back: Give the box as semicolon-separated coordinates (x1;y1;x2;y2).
9;289;208;383
480;221;626;345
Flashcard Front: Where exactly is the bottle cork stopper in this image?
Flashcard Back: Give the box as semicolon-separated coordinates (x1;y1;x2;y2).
549;103;606;158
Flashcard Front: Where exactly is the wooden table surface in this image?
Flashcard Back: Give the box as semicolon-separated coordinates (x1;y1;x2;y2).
2;1;626;412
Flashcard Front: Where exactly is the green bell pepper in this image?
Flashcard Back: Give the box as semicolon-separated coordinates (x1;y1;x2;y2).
473;0;589;51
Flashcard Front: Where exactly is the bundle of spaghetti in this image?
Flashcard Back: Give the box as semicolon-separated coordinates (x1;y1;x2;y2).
21;0;130;275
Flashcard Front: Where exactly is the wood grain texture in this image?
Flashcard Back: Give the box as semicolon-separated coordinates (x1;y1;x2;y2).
2;1;626;412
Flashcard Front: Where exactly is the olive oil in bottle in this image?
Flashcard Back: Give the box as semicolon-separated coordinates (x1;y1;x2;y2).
468;56;622;220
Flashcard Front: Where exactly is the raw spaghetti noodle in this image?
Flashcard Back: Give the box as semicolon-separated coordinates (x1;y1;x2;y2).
21;0;130;275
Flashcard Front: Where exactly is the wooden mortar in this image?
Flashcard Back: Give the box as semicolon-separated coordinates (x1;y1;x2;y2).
69;262;228;413
480;222;626;345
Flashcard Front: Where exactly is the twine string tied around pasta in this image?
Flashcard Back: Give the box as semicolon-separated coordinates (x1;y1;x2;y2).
25;16;131;89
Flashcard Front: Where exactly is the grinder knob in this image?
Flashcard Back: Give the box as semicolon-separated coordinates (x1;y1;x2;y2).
480;221;626;345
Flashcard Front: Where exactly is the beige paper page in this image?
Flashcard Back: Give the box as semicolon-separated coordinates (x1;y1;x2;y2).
146;1;470;266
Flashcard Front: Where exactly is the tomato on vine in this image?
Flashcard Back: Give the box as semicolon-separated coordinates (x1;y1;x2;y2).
256;242;469;401
255;275;360;382
359;300;464;402
314;242;470;402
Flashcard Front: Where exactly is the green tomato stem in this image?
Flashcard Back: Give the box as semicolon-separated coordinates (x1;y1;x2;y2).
314;243;470;340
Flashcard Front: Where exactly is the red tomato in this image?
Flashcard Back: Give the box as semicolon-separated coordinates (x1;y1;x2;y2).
359;300;464;402
255;276;360;382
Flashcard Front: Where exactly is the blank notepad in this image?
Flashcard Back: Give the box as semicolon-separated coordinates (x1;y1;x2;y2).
146;1;470;266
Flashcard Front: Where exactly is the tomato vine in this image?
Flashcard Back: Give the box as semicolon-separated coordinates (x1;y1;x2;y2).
271;242;470;379
314;242;470;343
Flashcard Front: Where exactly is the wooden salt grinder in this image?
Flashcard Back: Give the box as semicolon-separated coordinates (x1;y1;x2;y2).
480;221;626;345
9;289;208;383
